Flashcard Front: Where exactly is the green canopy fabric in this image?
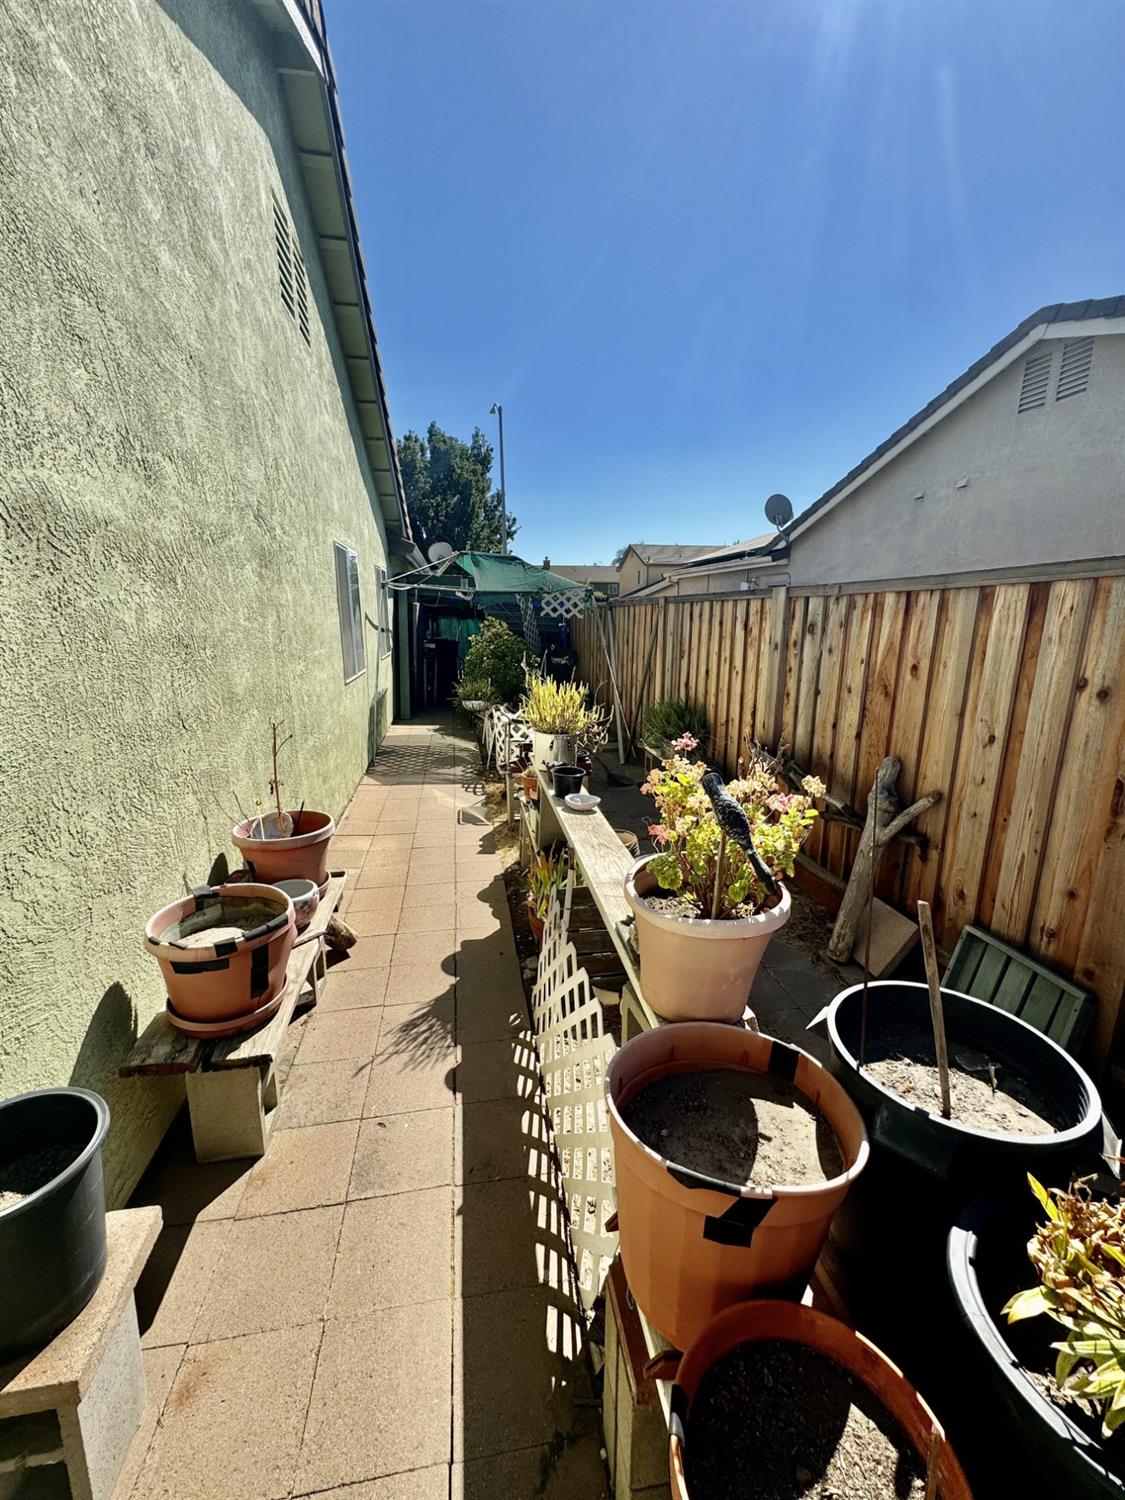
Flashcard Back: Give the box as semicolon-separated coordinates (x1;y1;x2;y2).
433;551;584;598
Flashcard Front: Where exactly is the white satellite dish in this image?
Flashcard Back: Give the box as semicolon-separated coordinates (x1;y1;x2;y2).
427;540;454;564
764;493;793;530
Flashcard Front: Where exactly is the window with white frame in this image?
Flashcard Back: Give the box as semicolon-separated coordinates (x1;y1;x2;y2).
375;564;393;657
334;542;366;683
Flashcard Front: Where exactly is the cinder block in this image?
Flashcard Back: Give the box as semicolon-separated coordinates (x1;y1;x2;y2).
604;1261;670;1499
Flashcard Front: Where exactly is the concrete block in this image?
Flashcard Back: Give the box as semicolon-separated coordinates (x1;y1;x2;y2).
186;1064;275;1162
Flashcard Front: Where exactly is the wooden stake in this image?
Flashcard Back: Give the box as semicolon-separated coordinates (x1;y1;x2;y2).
924;1426;942;1500
627;617;660;758
594;606;627;764
711;831;727;920
858;803;876;1070
917;899;952;1119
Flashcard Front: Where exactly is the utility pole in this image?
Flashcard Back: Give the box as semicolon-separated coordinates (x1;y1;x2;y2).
489;401;508;554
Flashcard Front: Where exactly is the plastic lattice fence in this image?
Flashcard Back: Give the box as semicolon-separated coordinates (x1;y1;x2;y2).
539;590;586;620
530;873;618;1309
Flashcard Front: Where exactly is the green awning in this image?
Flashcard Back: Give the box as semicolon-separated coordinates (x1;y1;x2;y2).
433;551;584;598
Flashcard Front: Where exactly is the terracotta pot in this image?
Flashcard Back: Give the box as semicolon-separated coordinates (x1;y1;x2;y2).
521;770;539;801
667;1301;973;1499
527;900;545;942
145;883;296;1023
530;731;574;772
232;808;335;892
624;856;790;1022
606;1022;868;1350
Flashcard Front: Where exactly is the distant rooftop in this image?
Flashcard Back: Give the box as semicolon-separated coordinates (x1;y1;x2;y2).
623;543;723;565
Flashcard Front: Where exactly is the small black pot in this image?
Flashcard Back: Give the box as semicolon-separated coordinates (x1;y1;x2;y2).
551;763;586;798
948;1195;1124;1497
0;1087;111;1358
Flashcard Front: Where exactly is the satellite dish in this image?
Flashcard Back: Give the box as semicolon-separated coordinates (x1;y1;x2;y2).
764;493;793;530
427;540;454;564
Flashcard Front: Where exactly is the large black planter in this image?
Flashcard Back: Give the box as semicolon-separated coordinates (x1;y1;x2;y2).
948;1195;1124;1498
822;981;1101;1356
0;1087;111;1359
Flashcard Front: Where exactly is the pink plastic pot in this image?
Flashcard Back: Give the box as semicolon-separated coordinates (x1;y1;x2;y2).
145;883;296;1023
232;809;335;892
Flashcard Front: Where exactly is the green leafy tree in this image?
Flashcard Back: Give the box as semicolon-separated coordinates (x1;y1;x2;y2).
398;422;518;556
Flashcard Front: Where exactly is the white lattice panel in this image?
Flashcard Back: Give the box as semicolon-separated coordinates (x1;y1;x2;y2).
531;877;618;1309
540;590;586;620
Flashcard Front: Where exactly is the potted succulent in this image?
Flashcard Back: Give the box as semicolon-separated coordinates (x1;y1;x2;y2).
606;1023;868;1350
454;673;496;712
948;1181;1125;1496
524;850;567;941
625;738;823;1021
232;722;335;891
641;698;710;760
521;672;609;772
0;1087;112;1359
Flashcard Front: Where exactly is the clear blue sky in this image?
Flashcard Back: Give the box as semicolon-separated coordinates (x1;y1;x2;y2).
327;0;1124;565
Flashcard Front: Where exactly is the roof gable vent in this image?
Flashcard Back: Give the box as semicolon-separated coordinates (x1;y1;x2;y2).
272;191;311;348
1017;347;1053;412
1055;335;1094;401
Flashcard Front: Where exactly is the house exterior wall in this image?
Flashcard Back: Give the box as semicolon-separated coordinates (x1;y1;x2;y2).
791;334;1125;588
0;0;395;1202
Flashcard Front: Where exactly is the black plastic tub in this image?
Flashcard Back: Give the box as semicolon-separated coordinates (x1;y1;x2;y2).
0;1088;111;1359
822;981;1102;1353
551;764;586;798
948;1194;1124;1497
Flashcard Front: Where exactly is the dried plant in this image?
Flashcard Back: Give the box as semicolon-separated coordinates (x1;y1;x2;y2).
521;672;609;741
1005;1175;1125;1438
524;850;568;919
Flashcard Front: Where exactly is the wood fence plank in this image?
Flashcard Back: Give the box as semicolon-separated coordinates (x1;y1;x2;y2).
990;579;1095;944
740;598;763;753
879;590;941;901
826;594;877;877
937;584;1030;944
757;586;790;750
807;594;848;863
794;596;826;766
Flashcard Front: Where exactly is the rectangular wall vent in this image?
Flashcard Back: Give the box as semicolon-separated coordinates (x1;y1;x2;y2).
1017;347;1053;412
1055;335;1094;401
272;190;310;348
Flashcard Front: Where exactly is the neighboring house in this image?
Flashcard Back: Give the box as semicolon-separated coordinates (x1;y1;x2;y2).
643;299;1125;598
542;560;620;597
616;543;722;595
0;0;414;1201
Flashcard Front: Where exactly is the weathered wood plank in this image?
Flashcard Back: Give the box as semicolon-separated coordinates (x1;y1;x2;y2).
121;1013;206;1076
879;590;941;902
757;586;790;750
806;593;848;864
794;596;826;767
779;595;806;752
825;594;877;877
714;601;736;773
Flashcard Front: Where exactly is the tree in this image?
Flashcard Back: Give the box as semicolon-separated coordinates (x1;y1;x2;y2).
398;421;518;557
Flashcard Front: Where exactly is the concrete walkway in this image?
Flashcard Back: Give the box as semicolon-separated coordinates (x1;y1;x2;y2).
124;717;606;1499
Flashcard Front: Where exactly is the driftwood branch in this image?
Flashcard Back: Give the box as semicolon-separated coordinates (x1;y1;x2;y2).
827;756;943;965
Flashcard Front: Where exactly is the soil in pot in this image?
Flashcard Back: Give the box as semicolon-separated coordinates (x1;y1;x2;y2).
0;1144;79;1210
863;1021;1062;1135
685;1339;926;1500
621;1068;843;1188
158;897;283;947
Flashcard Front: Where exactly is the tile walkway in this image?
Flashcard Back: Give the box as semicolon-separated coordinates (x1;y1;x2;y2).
124;717;607;1500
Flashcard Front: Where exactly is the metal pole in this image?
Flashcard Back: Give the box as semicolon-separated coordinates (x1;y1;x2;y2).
490;402;508;554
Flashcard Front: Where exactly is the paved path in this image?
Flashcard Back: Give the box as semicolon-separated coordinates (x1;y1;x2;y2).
124;717;607;1499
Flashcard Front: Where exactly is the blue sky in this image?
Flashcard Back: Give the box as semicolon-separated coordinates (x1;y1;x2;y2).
328;0;1124;564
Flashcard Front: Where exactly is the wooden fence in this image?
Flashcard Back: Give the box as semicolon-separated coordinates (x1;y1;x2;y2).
573;579;1125;1078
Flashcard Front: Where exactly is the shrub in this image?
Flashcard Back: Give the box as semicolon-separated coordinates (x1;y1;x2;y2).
457;619;526;705
642;699;710;753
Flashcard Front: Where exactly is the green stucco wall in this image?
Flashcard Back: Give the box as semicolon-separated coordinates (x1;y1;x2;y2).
0;0;396;1202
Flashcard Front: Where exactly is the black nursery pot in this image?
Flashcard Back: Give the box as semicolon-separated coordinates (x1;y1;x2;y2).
948;1195;1124;1498
0;1087;111;1359
550;764;586;798
823;981;1101;1355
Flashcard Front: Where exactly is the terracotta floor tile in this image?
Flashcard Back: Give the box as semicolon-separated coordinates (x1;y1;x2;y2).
115;1343;184;1499
455;1099;555;1187
294;1470;449;1500
363;1034;459;1115
297;1007;382;1064
455;1179;576;1302
456;905;503;939
278;1058;372;1128
376;817;420;836
456;986;528;1046
137;1220;231;1349
411;829;451;849
348;885;406;918
192;1205;343;1341
337;816;383;837
237;1121;358;1217
138;1324;321;1500
397;904;457;935
332;835;373;857
295;1303;452;1493
452;1287;589;1463
349;905;406;938
317;967;388;1011
365;832;415;853
391;930;458;969
349;1110;454;1198
458;1037;541;1105
451;1432;608;1499
131;1120;251;1225
335;934;395;970
382;962;456;1010
328;1187;454;1317
355;857;411;889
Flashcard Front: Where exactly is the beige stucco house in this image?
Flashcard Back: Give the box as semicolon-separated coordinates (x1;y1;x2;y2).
0;0;415;1200
616;542;722;595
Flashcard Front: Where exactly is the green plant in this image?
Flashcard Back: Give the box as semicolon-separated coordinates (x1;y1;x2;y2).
1005;1175;1125;1438
454;674;494;707
457;619;526;705
524;850;568;919
521;673;609;742
642;699;710;752
641;738;823;918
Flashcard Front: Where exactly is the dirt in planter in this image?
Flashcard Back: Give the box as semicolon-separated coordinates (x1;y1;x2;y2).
0;1144;80;1210
642;890;784;922
685;1339;927;1500
862;1022;1062;1135
621;1068;843;1188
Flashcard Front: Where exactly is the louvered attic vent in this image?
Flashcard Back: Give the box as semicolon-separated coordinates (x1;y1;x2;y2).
1056;335;1094;401
272;192;311;347
1018;347;1053;412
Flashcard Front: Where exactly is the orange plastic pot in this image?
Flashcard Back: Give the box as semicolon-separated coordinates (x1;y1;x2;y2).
667;1301;973;1499
625;857;790;1022
606;1023;868;1349
232;809;335;892
145;883;296;1023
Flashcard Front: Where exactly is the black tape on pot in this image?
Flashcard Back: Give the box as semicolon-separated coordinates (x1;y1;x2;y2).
768;1039;800;1082
702;1194;774;1247
669;1385;688;1445
170;956;230;974
250;943;271;998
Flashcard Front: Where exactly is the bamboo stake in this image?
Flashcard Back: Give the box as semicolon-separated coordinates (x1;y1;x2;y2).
627;616;660;757
858;803;876;1070
594;605;627;764
918;899;952;1118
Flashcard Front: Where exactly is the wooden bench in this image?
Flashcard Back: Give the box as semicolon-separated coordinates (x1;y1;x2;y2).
120;871;346;1162
0;1207;161;1500
943;922;1094;1055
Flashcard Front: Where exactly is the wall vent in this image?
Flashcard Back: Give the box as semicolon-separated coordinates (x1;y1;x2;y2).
272;191;310;347
1017;347;1053;412
1055;335;1094;401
